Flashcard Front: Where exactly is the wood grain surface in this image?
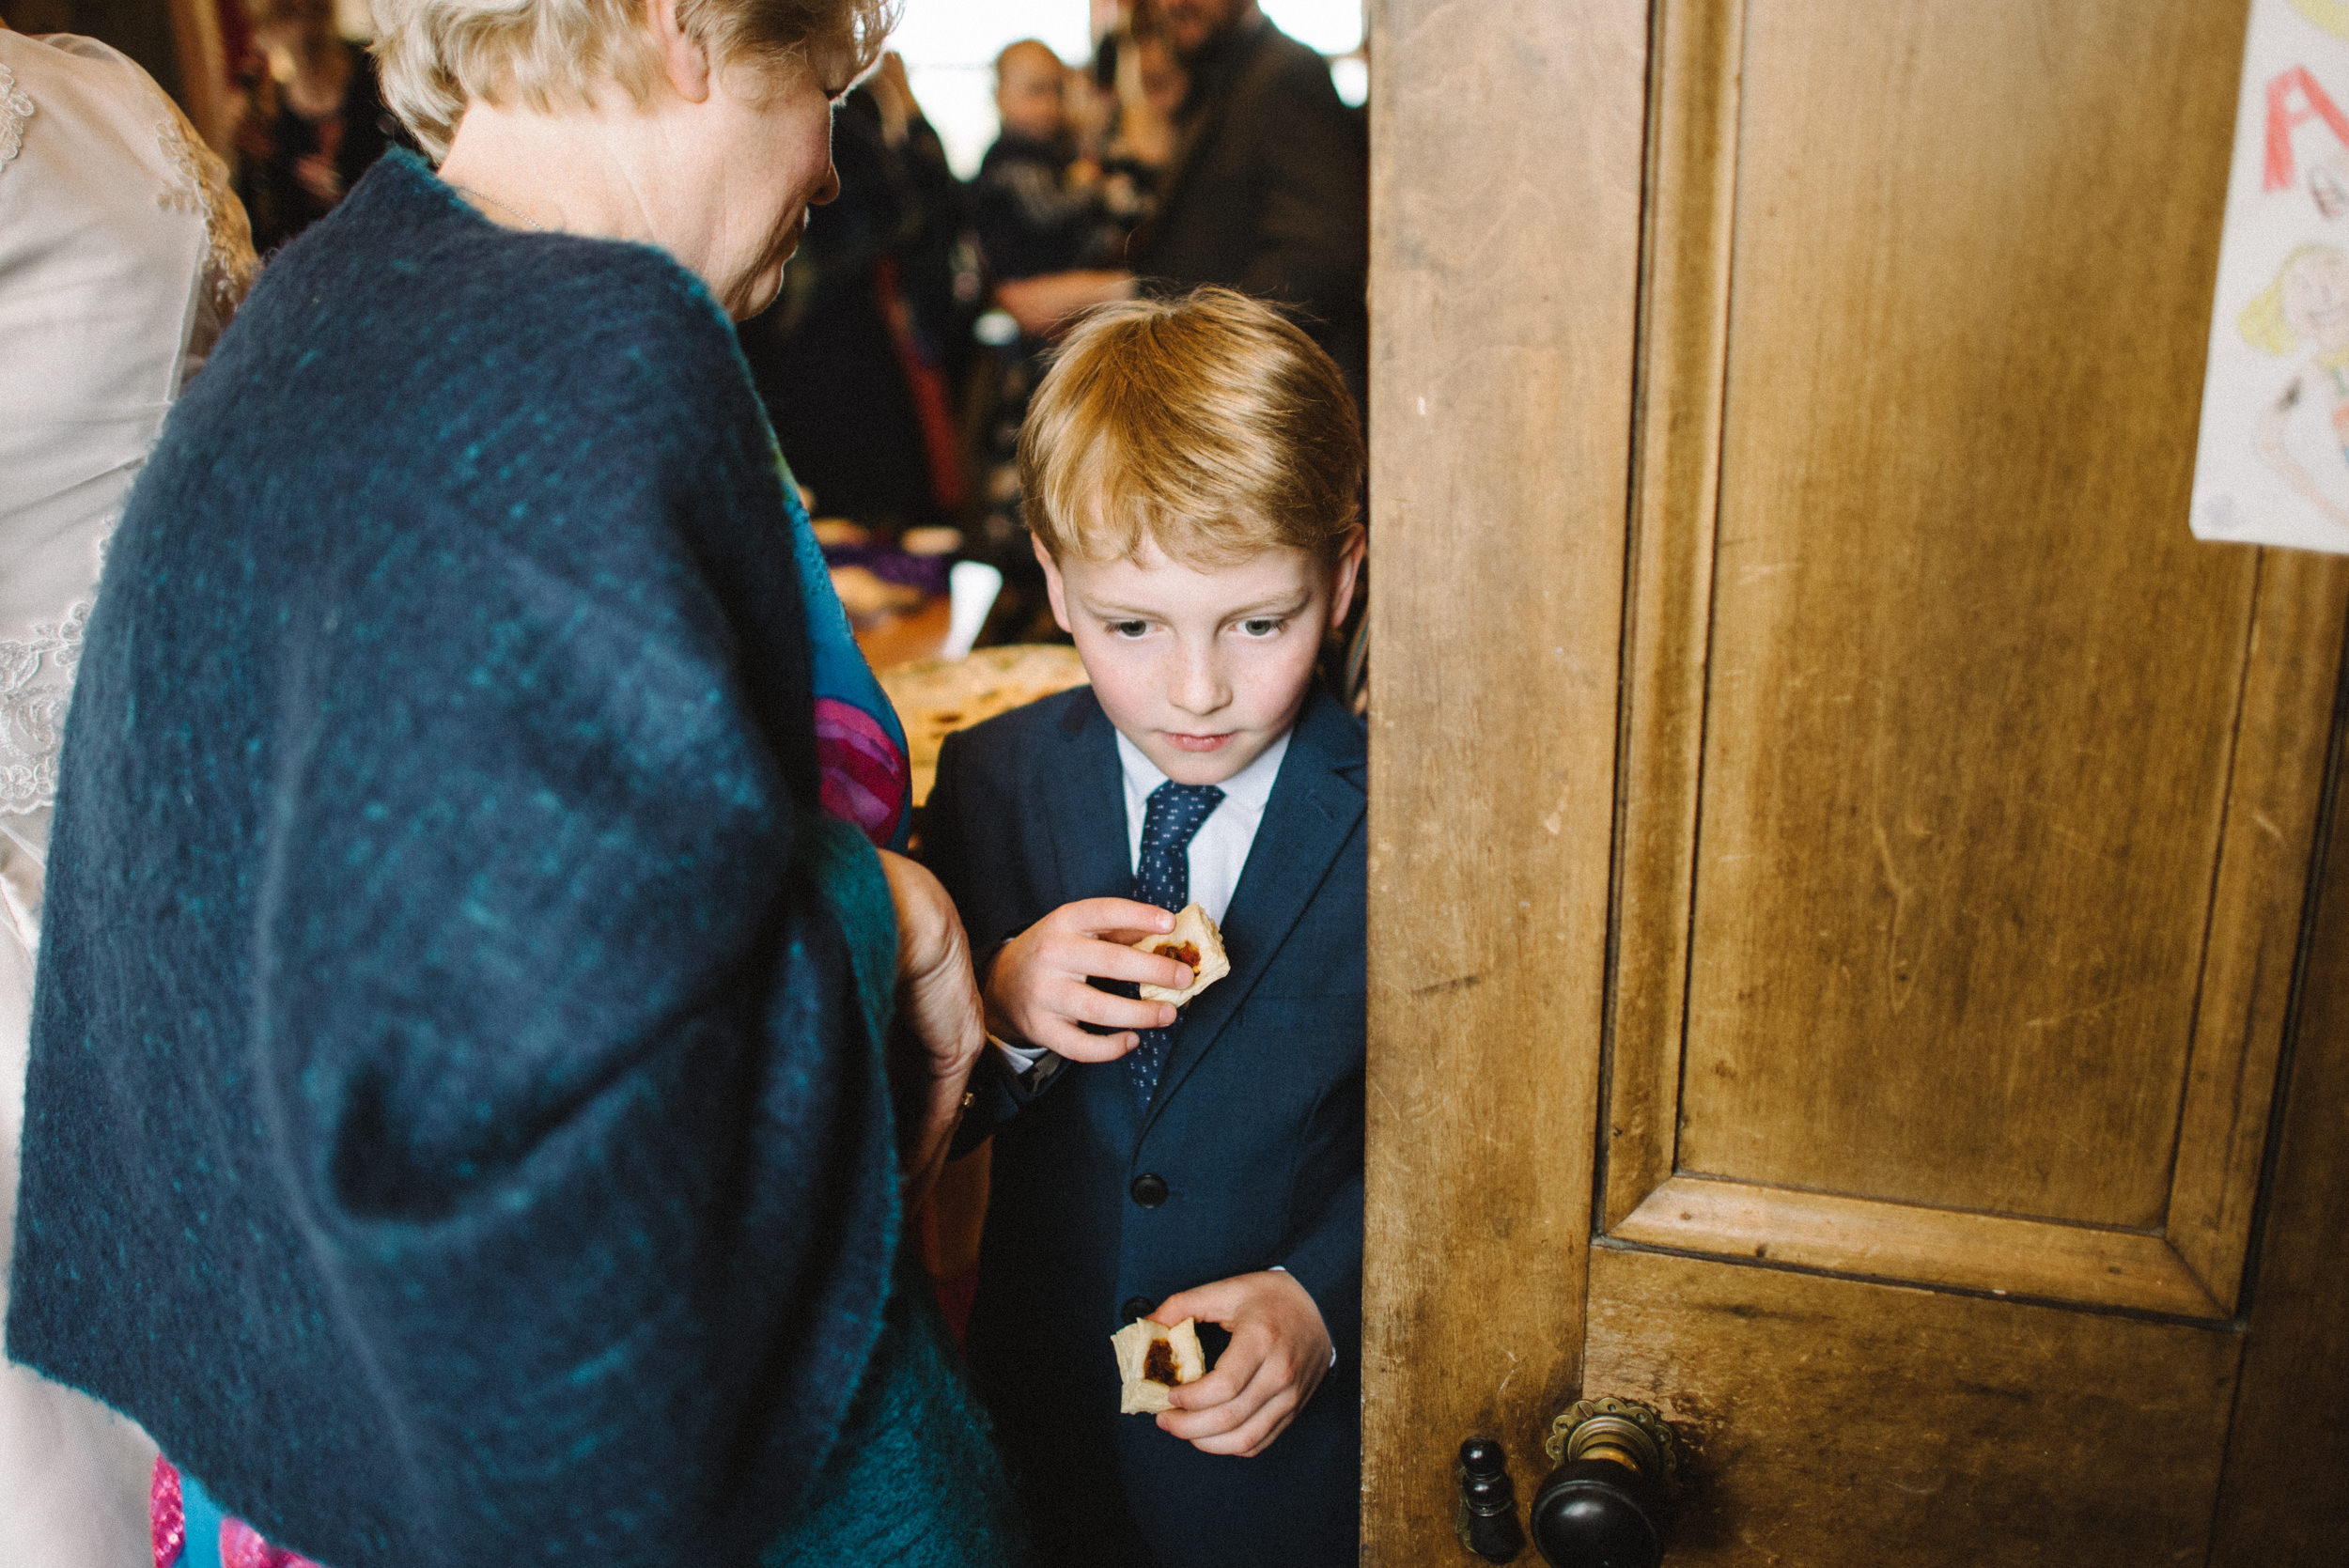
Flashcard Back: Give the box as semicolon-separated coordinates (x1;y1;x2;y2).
1580;1248;2242;1568
1362;0;2349;1560
1676;0;2265;1228
1358;0;1649;1559
1611;1175;2224;1317
1603;0;1748;1236
2212;708;2349;1564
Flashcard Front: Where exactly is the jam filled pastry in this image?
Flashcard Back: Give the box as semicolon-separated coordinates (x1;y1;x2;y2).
1130;904;1230;1006
1112;1317;1208;1414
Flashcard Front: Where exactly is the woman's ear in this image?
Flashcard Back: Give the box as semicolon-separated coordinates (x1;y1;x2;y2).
646;0;712;103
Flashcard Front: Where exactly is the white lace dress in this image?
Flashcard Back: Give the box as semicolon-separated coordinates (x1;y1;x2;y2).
0;29;256;1568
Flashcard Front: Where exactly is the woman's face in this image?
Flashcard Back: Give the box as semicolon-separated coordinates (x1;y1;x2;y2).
705;55;846;318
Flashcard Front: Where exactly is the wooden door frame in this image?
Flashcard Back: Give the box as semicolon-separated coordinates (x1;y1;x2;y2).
1361;0;1647;1554
1361;0;2349;1560
2212;670;2349;1560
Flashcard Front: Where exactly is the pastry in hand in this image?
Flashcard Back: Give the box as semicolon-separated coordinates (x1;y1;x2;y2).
1130;903;1229;1006
1111;1316;1207;1414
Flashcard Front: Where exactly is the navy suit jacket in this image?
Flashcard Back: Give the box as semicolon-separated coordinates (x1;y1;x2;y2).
923;682;1364;1568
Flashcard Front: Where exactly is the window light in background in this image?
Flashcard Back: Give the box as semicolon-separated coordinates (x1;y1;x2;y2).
1261;0;1363;54
894;0;1365;179
894;1;1094;178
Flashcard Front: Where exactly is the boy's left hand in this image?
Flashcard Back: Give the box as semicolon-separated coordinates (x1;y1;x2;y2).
1151;1270;1332;1457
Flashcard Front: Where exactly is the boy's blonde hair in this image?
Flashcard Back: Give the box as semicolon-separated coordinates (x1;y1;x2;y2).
372;0;894;162
1019;288;1364;567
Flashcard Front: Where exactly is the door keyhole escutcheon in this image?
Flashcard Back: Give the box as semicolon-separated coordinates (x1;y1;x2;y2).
1530;1397;1682;1568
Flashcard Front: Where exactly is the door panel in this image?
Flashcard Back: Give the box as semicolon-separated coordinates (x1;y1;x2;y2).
1605;0;2348;1322
1360;0;1650;1550
1581;1249;2242;1563
1366;0;2349;1561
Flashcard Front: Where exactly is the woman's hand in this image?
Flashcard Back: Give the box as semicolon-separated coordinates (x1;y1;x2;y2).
982;897;1191;1061
878;849;988;1206
1153;1271;1334;1456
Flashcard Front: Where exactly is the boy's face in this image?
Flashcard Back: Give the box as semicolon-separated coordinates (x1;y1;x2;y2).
1038;533;1363;786
996;50;1068;143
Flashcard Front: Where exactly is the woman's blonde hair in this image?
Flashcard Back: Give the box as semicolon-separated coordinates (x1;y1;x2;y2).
372;0;894;160
1019;287;1364;567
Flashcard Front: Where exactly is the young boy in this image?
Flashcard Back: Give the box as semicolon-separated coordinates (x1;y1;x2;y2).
924;288;1365;1568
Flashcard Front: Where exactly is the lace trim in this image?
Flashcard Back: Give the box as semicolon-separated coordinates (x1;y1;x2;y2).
0;601;89;815
0;62;33;164
155;115;259;309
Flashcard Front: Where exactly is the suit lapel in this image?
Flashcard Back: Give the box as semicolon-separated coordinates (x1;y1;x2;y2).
1140;689;1365;1138
1039;689;1130;906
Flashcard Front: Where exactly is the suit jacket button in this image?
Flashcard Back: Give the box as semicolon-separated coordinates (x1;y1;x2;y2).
1130;1172;1170;1208
1122;1296;1158;1323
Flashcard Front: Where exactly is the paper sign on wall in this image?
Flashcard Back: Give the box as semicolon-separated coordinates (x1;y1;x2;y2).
2192;0;2349;552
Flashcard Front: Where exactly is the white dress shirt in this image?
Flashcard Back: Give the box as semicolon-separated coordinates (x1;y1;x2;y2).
991;727;1291;1074
1115;727;1288;925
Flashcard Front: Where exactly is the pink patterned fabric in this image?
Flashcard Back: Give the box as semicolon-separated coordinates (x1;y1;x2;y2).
151;1452;323;1568
814;695;910;846
152;1456;186;1568
220;1514;322;1568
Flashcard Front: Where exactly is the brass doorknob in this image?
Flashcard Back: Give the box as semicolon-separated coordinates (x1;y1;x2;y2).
1529;1397;1682;1568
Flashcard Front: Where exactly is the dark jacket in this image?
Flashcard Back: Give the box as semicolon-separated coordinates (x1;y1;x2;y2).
742;88;966;527
1128;11;1370;406
924;683;1365;1568
972;132;1098;281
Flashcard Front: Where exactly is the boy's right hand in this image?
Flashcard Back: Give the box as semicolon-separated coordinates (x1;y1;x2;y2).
985;898;1195;1061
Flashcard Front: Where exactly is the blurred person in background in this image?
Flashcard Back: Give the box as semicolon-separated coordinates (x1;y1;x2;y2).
969;39;1126;603
1;18;256;1568
1130;0;1365;406
972;40;1102;284
230;0;397;251
744;50;972;535
1098;12;1184;208
968;29;1185;635
991;0;1365;412
4;0;1030;1560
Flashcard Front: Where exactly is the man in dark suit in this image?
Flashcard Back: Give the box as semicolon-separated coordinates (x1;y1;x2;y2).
922;289;1366;1568
1133;0;1369;406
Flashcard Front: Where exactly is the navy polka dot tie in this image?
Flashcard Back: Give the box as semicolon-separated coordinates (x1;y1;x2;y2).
1129;780;1223;1107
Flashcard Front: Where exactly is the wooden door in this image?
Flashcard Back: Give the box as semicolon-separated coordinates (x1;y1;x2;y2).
1364;1;2349;1562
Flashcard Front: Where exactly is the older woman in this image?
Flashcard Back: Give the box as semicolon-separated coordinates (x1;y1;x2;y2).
4;0;1025;1564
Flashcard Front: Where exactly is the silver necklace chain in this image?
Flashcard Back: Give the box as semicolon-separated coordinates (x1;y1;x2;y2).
451;184;549;233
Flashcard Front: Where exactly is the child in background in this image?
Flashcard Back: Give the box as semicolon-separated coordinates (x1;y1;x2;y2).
971;39;1140;634
923;288;1367;1568
972;40;1114;284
